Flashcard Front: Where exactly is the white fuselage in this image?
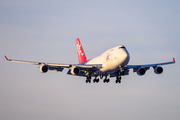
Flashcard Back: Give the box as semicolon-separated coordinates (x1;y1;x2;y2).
86;45;130;73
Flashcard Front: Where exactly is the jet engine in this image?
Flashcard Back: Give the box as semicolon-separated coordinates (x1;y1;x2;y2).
137;67;146;76
154;66;163;74
70;67;80;75
39;65;48;73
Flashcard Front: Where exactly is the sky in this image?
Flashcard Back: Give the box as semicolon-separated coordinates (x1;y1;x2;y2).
0;0;180;120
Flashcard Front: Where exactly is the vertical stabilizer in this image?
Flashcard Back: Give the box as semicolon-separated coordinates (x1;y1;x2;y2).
76;38;87;63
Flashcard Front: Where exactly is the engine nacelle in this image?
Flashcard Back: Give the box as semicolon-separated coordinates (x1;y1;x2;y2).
39;65;48;73
70;67;80;75
154;66;163;74
137;67;146;76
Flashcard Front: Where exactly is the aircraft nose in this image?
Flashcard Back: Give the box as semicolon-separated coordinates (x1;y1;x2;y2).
121;48;130;65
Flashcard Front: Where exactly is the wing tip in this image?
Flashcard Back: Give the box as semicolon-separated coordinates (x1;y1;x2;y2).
76;38;79;41
173;57;176;62
4;55;8;61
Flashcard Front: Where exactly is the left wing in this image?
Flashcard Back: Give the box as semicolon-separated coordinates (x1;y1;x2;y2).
4;56;102;72
124;58;175;75
110;58;176;77
126;58;176;69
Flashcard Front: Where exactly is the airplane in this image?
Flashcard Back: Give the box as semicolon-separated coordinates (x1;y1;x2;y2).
5;38;176;84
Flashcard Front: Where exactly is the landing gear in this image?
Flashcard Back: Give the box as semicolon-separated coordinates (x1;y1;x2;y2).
103;76;110;83
93;78;99;83
91;75;99;83
116;76;121;83
86;75;123;84
86;79;91;83
86;76;91;83
103;78;110;83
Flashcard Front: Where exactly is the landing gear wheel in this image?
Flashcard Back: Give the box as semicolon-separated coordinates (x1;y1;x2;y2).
93;79;96;83
103;78;110;83
87;80;91;83
96;78;99;83
116;76;121;84
115;80;121;83
86;77;91;83
93;78;100;83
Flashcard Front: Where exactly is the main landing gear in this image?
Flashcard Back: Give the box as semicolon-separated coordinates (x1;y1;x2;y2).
86;76;91;83
115;76;121;83
103;76;110;83
93;76;99;83
85;76;122;84
93;78;99;83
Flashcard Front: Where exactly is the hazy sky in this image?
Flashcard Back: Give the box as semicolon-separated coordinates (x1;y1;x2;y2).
0;0;180;120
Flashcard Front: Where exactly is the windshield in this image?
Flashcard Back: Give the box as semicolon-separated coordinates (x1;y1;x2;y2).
119;46;125;49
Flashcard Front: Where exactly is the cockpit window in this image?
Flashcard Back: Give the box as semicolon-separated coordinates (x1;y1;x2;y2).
119;46;125;49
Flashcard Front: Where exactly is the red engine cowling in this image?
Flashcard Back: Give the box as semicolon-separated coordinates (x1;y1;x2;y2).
154;66;163;74
39;65;48;73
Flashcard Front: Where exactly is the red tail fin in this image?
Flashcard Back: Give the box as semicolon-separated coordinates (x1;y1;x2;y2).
76;38;87;63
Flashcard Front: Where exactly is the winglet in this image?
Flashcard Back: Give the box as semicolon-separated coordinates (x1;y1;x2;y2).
173;57;176;62
4;55;9;61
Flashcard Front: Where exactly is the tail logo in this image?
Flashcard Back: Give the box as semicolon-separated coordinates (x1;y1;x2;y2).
76;38;87;63
77;40;84;56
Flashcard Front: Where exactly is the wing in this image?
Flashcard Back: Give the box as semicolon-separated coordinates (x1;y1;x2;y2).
126;58;176;69
4;56;102;72
109;58;176;77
